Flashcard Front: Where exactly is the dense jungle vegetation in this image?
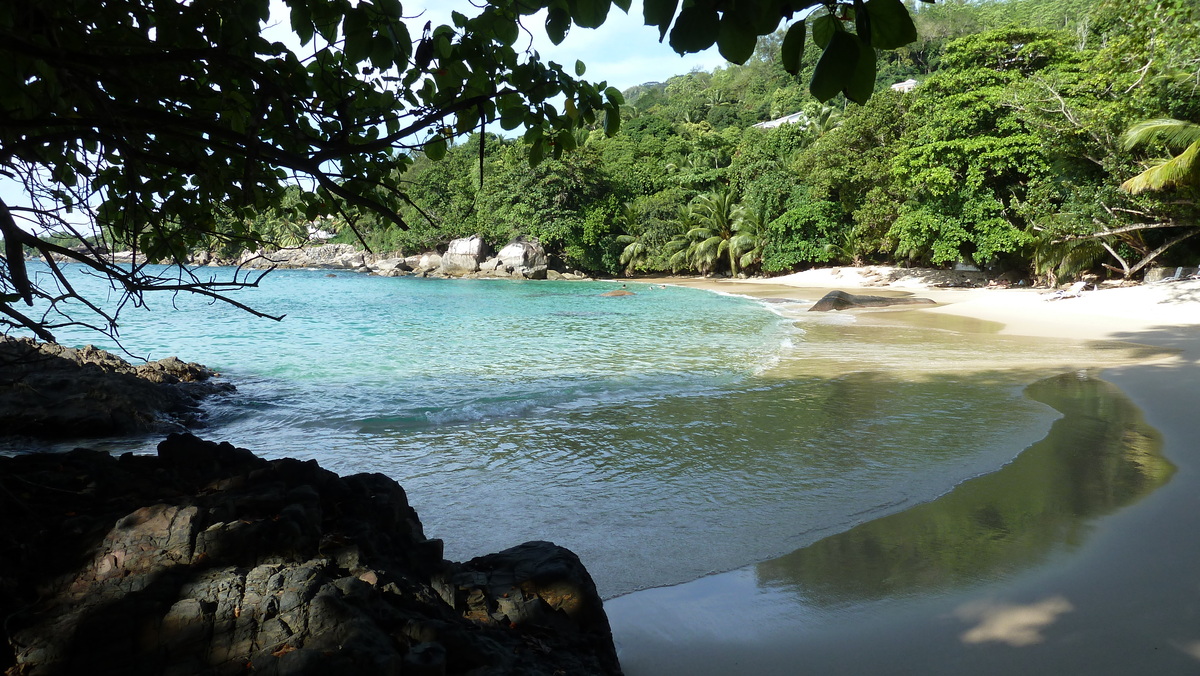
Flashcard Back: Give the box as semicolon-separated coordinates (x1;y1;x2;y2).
265;0;1200;284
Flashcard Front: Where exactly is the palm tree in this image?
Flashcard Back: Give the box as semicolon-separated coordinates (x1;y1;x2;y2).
687;188;745;276
665;206;699;273
807;104;844;137
729;202;770;275
614;203;648;276
1120;118;1200;193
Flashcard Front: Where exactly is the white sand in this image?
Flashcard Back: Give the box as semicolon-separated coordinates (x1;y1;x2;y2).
665;270;1200;343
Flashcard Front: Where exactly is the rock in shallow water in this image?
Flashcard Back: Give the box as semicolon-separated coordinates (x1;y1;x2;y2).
808;289;936;312
0;433;622;675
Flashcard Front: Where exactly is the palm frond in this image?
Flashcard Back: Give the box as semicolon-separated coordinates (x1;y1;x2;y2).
1121;141;1200;193
1122;119;1200;151
668;249;691;272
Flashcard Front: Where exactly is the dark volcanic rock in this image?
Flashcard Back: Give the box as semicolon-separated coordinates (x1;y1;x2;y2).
0;434;622;676
808;289;936;312
0;337;232;438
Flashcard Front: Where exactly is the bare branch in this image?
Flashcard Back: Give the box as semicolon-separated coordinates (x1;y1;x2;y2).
1123;59;1153;94
1126;228;1200;277
1053;220;1182;243
1099;241;1130;278
0;304;56;342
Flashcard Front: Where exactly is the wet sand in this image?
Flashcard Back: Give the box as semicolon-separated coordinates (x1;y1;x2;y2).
611;275;1200;675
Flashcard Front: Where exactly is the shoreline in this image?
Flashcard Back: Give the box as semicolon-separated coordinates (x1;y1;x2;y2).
611;274;1200;674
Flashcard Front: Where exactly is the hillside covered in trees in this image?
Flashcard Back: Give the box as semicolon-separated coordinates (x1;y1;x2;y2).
212;0;1200;283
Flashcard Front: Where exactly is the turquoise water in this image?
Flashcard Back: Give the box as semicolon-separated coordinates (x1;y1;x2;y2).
8;264;1062;597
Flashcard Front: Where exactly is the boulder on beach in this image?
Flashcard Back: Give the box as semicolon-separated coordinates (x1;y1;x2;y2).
809;289;936;312
0;434;622;676
496;239;549;279
441;235;491;276
405;252;442;274
370;257;411;277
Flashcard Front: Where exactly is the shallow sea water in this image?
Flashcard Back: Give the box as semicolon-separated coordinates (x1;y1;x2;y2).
5;264;1172;600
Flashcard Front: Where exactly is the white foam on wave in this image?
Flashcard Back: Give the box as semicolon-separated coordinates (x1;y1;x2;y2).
424;397;543;425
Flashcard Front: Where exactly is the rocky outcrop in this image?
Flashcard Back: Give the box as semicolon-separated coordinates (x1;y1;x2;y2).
491;240;549;279
405;252;443;277
371;257;412;278
440;236;490;276
0;337;232;438
181;243;595;282
235;244;372;272
0;434;621;676
808;289;936;312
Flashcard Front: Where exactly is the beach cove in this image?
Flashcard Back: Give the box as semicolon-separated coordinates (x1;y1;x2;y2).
612;272;1200;675
4;264;1200;674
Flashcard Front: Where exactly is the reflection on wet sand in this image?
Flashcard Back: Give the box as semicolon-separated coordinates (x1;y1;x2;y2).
609;372;1176;675
754;373;1171;606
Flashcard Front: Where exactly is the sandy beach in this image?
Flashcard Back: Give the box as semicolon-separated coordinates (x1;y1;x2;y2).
612;270;1200;675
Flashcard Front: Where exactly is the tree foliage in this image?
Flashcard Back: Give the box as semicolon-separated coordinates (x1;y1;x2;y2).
5;0;1200;347
275;0;1200;285
1;0;937;343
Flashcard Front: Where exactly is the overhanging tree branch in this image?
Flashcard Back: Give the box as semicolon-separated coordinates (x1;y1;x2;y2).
1052;219;1183;242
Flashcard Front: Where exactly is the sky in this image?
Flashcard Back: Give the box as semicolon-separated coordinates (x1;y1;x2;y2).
266;0;733;91
390;1;730;90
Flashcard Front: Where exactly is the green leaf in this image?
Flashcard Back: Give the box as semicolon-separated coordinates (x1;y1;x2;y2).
546;7;571;44
604;86;624;106
643;0;678;40
740;0;784;35
669;5;719;53
455;108;478;134
810;30;859;102
304;199;322;221
369;34;395;69
866;0;917;49
612;0;631;11
854;0;871;45
494;16;518;45
390;20;411;65
290;2;314;45
529;139;545;166
717;13;756;64
812;13;837;49
844;34;876;104
575;59;586;76
500;105;525;130
342;8;371;63
781;21;806;75
557;128;577;152
313;2;341;44
603;107;621;135
433;34;452;60
424;135;447;161
569;0;611;29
